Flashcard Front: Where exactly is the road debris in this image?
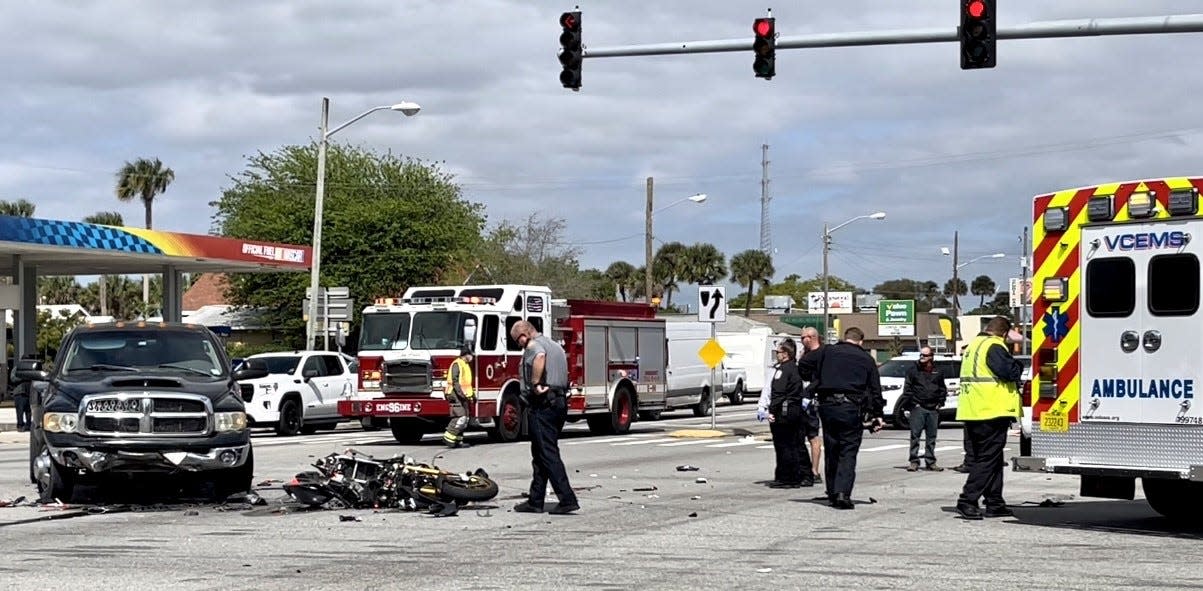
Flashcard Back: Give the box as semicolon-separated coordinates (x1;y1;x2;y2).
695;478;708;484
676;465;699;472
339;515;361;522
633;486;658;492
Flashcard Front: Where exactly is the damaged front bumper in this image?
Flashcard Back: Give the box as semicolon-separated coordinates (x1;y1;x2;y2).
43;443;252;474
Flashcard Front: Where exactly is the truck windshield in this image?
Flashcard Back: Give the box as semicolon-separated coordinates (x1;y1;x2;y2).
878;360;913;378
58;329;226;380
253;356;301;375
359;312;412;351
410;311;472;350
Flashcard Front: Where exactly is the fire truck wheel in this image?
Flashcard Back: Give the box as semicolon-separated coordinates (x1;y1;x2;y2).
1142;478;1203;523
588;388;634;435
692;387;713;417
389;418;425;444
488;392;524;443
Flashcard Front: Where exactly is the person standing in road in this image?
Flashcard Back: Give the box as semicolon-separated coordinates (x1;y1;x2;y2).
764;339;812;488
510;320;580;515
798;327;885;510
9;355;39;432
902;346;948;472
955;316;1024;520
798;327;824;484
441;345;476;449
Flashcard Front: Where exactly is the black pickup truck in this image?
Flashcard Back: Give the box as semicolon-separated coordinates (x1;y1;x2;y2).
17;322;268;502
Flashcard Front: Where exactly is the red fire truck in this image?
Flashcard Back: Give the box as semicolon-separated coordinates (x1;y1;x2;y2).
338;284;669;444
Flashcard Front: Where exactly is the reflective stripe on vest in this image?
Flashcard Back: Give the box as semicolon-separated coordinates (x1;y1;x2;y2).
445;358;475;399
956;334;1019;421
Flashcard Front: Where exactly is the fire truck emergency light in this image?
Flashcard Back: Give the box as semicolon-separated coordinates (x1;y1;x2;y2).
1086;196;1114;222
1042;207;1069;232
1042;277;1068;302
1169;188;1200;216
1127;191;1155;218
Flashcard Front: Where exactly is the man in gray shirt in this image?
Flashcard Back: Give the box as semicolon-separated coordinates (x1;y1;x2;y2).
510;320;579;515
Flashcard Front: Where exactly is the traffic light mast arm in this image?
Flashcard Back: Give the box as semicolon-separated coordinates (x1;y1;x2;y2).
580;13;1203;58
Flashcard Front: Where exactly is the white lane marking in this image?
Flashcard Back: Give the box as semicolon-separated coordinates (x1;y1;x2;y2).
860;444;910;452
610;437;682;446
706;439;763;448
657;440;715;447
563;433;658;446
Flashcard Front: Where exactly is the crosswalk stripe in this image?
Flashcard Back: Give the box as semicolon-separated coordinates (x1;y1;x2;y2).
702;440;760;447
860;443;909;452
564;433;657;445
611;437;681;446
657;440;714;447
934;446;962;452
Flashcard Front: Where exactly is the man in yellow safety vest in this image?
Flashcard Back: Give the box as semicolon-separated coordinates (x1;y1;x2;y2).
955;316;1024;520
442;345;475;448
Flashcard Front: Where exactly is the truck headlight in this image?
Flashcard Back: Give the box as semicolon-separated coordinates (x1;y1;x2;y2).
43;412;79;433
214;412;248;432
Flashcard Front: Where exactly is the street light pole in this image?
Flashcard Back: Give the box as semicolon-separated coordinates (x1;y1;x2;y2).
821;212;885;341
305;97;421;350
951;230;960;320
645;177;654;308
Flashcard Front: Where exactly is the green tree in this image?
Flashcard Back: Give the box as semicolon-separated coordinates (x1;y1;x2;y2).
36;309;87;358
84;211;125;315
873;278;948;312
729;249;774;317
944;277;969;311
0;198;36;217
211;142;485;346
38;276;83;305
681;243;727;286
472;214;606;300
652;242;687;308
115;157;175;309
604;261;638;302
971;274;997;307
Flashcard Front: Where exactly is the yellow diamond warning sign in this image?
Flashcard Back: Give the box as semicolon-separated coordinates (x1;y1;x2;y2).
698;338;726;369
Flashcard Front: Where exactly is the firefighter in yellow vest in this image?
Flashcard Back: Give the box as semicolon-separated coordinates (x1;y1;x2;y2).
954;316;1024;520
442;345;475;448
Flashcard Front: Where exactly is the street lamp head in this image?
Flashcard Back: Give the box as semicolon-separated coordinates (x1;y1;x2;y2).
869;211;886;220
989;252;1006;258
941;247;952;256
390;102;422;116
688;193;708;203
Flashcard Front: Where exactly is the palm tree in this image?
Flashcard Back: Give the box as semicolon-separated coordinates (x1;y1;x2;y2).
944;277;969;311
730;249;775;317
83;211;125;315
115;157;175;311
682;243;727;285
971;274;997;308
604;261;638;302
653;241;688;308
38;276;83;305
0;198;36;217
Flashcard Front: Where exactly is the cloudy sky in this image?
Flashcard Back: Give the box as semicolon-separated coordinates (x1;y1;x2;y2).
4;0;1203;308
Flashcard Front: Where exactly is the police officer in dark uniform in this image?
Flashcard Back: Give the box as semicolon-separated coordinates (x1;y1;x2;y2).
798;327;885;509
509;320;579;515
766;339;813;488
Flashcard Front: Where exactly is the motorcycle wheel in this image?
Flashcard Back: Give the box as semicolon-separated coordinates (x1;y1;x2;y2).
437;474;499;502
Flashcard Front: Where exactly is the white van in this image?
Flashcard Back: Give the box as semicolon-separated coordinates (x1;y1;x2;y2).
663;320;718;416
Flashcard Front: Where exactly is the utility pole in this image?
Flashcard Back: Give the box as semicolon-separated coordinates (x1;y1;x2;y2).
760;144;771;254
821;223;830;338
951;230;960;320
645;176;654;307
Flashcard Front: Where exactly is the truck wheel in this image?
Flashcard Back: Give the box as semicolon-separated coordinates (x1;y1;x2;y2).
276;397;302;436
727;381;745;405
692;387;713;417
211;448;255;502
360;417;383;431
488;392;524;443
389;418;425;444
38;458;76;504
1142;478;1203;524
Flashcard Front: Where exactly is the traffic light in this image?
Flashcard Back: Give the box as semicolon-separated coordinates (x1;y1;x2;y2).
752;17;775;79
959;0;995;69
559;11;582;89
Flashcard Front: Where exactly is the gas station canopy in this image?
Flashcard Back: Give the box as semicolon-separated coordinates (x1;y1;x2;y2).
0;215;311;275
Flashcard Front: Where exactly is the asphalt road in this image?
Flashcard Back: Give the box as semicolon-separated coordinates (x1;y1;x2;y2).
1;405;1201;591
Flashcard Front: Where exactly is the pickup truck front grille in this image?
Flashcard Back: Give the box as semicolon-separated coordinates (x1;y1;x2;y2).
239;384;255;402
81;393;212;437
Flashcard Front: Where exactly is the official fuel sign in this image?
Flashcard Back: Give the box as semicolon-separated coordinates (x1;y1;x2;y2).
877;299;915;337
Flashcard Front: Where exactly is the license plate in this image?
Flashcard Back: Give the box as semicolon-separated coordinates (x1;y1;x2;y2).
364;401;422;415
87;398;143;413
1040;412;1069;433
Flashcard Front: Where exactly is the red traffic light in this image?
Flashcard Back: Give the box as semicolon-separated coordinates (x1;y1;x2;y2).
560;12;578;30
966;0;985;18
754;18;773;37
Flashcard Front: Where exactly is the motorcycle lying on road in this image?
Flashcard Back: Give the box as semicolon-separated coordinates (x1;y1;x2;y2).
283;450;499;516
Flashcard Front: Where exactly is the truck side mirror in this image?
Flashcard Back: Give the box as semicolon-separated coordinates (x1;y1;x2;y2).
463;318;477;347
302;368;320;381
232;366;268;381
13;368;50;383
